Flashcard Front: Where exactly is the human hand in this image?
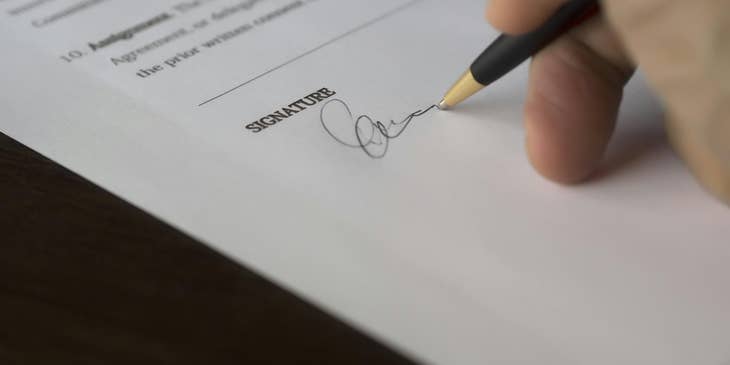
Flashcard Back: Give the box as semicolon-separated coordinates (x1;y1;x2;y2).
486;0;730;203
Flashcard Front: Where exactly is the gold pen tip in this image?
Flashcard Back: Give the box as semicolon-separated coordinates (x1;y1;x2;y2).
438;99;451;110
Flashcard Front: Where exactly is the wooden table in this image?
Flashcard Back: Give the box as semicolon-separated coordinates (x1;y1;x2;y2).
0;132;415;365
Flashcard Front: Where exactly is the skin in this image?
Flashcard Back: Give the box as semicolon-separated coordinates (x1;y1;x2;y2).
486;0;730;204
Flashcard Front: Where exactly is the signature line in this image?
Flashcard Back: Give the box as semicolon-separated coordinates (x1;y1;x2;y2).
197;0;424;107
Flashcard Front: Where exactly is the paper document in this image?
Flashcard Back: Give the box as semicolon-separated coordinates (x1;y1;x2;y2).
1;1;729;364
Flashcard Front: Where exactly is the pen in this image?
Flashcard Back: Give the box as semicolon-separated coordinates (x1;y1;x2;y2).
439;0;600;110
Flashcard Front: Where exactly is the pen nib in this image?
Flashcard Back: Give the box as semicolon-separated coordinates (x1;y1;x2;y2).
438;99;450;111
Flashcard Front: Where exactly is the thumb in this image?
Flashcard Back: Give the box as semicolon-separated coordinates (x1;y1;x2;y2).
602;0;730;203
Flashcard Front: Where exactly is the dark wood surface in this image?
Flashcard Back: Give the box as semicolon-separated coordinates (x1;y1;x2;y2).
0;132;416;365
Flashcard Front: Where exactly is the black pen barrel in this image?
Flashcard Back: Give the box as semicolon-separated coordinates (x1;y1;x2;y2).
470;0;599;86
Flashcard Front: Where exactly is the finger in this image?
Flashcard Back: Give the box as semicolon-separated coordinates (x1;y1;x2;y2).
601;0;730;202
486;0;569;34
667;113;730;204
524;17;635;183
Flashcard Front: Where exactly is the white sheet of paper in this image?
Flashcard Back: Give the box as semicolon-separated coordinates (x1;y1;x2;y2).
2;1;729;364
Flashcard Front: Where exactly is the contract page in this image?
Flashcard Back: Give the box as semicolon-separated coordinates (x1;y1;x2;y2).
1;1;729;364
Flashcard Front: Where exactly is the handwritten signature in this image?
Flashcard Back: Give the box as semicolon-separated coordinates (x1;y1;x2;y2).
319;99;440;159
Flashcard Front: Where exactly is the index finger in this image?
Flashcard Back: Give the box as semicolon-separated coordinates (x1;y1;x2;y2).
487;0;570;34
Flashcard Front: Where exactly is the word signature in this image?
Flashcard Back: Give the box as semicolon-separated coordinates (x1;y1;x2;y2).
319;99;440;159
